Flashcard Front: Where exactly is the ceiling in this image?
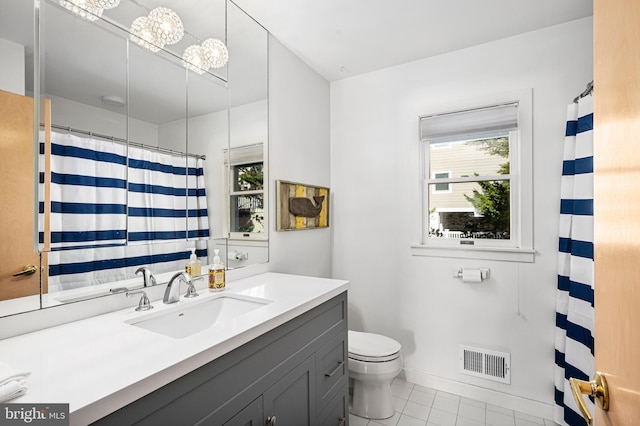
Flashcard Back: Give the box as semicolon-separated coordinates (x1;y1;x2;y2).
232;0;593;82
0;0;592;122
0;0;267;124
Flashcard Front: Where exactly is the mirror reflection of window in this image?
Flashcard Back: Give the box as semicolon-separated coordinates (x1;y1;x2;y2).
226;144;266;239
0;0;269;315
231;162;264;234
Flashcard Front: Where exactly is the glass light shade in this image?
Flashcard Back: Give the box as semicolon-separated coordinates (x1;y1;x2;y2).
130;16;163;53
59;0;103;21
202;38;229;69
182;45;209;75
148;7;184;45
92;0;120;9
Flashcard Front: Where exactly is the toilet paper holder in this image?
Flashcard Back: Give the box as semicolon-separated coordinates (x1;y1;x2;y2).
453;267;490;281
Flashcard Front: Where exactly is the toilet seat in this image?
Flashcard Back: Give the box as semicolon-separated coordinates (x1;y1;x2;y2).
348;330;401;362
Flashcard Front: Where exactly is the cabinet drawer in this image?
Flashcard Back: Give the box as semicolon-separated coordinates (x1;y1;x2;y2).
316;330;347;414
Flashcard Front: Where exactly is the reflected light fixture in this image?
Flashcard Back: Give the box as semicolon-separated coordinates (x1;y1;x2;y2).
202;38;229;69
148;7;184;45
182;38;228;74
130;16;163;52
181;45;210;75
92;0;121;9
59;0;103;21
101;95;126;107
59;0;120;21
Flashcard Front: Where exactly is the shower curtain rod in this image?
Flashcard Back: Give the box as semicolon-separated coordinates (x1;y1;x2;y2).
49;124;206;160
573;80;594;103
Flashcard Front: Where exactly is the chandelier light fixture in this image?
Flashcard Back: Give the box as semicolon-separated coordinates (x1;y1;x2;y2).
59;0;120;21
91;0;121;9
202;38;229;69
181;45;210;75
59;0;103;21
130;16;162;52
148;7;184;45
182;37;228;74
130;7;183;53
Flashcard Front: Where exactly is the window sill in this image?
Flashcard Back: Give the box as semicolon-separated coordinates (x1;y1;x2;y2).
410;244;535;263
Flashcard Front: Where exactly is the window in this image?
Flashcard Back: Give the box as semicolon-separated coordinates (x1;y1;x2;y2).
226;144;266;240
414;92;533;261
432;171;451;193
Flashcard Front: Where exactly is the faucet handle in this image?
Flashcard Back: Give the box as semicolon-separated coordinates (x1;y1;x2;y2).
135;267;157;287
185;276;203;299
126;290;153;311
185;281;199;298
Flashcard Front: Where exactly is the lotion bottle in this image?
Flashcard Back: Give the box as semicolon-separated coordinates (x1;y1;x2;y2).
208;249;225;291
185;248;202;277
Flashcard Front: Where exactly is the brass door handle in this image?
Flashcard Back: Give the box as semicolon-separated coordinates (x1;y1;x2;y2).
12;265;37;277
569;372;609;425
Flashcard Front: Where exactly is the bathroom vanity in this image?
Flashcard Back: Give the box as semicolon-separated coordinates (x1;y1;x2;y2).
0;273;349;426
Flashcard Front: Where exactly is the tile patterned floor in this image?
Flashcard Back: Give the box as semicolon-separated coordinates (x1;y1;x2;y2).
349;378;558;426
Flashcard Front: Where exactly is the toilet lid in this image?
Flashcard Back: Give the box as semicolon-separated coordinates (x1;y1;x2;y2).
348;330;401;359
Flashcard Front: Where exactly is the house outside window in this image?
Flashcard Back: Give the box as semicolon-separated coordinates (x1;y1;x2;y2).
226;144;266;240
414;92;534;261
432;171;452;193
230;162;264;235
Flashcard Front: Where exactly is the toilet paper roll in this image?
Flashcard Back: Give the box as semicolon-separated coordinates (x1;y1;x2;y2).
462;268;482;283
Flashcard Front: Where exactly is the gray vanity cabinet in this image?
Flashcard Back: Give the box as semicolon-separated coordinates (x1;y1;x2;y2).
91;292;348;426
222;397;262;425
262;355;315;424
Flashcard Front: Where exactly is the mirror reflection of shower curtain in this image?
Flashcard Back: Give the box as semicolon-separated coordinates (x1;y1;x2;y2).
554;94;595;426
127;146;209;245
45;132;210;292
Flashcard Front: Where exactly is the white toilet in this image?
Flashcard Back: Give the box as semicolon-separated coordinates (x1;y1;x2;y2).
348;330;403;419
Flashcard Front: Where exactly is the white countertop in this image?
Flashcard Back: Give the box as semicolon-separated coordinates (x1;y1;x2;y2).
0;272;348;425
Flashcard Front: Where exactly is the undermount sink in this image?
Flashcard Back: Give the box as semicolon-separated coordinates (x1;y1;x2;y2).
125;294;272;338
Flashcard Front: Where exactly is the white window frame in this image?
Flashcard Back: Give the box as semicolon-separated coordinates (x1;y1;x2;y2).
411;90;534;262
224;143;268;242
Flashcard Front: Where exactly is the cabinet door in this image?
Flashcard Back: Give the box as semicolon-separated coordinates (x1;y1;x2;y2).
223;396;263;426
317;383;348;426
263;355;316;426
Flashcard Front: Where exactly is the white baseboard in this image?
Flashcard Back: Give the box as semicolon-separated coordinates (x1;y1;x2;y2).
401;368;555;421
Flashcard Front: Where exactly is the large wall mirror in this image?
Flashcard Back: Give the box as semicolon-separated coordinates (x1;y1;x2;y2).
0;0;268;316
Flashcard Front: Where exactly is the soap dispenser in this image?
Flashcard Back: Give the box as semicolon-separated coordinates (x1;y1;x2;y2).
185;248;202;277
208;249;225;291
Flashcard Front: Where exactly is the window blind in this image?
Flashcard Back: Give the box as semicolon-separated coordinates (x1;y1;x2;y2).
420;103;518;143
224;143;263;166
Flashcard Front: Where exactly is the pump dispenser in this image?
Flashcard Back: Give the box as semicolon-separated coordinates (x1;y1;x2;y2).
185;248;202;277
208;249;225;291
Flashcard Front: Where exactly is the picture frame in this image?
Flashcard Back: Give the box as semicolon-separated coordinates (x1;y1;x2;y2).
276;180;330;231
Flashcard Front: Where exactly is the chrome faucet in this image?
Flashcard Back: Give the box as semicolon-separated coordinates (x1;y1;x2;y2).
163;271;195;304
135;266;157;288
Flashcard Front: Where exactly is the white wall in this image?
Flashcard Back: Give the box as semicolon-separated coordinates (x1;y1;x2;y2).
0;38;25;95
49;95;157;144
160;99;268;264
266;37;332;278
330;17;593;414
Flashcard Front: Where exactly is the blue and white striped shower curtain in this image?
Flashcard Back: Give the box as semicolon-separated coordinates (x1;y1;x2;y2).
44;132;210;292
554;94;594;426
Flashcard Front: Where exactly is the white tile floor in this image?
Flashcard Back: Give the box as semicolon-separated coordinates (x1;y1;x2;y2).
349;378;558;426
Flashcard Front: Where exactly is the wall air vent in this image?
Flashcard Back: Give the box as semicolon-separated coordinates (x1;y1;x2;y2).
459;345;511;384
